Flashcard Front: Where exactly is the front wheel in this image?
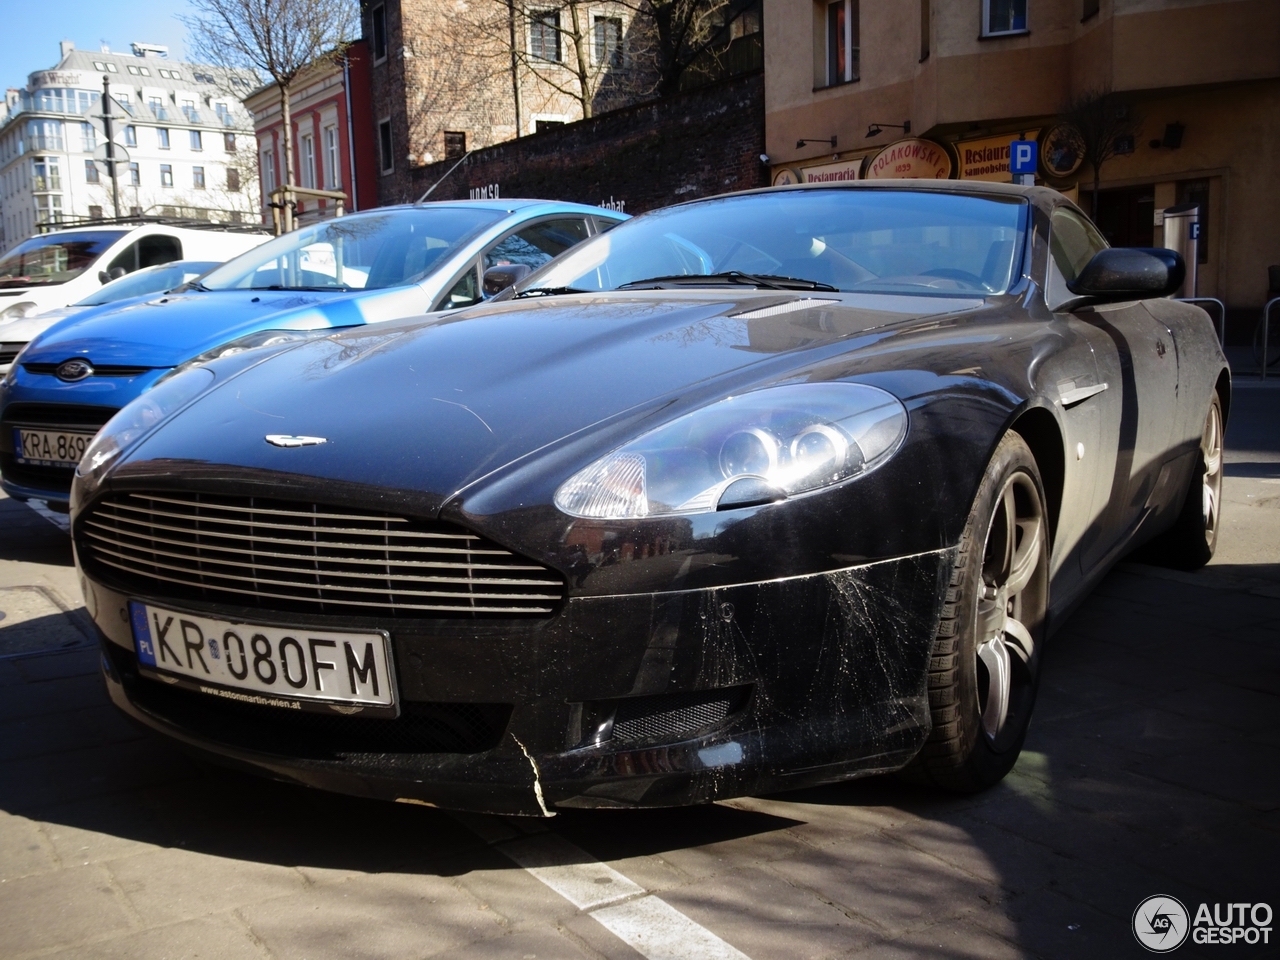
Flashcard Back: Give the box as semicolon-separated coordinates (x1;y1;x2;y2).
905;432;1050;792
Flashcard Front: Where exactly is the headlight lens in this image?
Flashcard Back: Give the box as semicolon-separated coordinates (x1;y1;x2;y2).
554;382;908;519
78;367;215;475
159;328;325;384
0;301;39;323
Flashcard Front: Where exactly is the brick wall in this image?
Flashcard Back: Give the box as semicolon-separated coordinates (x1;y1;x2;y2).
407;71;766;214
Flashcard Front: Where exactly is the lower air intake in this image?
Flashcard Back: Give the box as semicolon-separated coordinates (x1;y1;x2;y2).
610;687;751;746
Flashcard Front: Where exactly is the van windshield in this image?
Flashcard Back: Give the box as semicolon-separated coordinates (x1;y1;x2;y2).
197;209;505;292
0;231;127;288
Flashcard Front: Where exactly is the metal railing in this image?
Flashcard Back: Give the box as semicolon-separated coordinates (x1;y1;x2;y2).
1261;298;1279;382
1176;297;1227;351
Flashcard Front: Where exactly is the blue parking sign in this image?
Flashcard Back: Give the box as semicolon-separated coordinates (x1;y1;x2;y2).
1010;140;1038;174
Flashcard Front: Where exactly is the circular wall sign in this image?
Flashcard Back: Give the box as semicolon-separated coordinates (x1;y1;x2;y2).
1040;123;1084;178
864;139;953;180
772;167;800;186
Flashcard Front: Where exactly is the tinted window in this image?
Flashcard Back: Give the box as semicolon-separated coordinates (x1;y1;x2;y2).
527;190;1028;297
0;230;127;288
199;209;505;292
1049;207;1108;283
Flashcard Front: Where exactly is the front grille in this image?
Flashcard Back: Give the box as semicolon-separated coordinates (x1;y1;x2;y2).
2;402;119;428
120;667;511;758
23;362;152;377
79;491;565;618
0;343;23;366
611;687;751;745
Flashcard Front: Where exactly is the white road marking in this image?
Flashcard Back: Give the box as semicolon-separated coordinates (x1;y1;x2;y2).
25;499;70;532
454;814;752;960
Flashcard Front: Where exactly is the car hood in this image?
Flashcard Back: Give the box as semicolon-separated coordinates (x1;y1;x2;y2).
19;286;424;368
118;290;987;514
0;304;87;343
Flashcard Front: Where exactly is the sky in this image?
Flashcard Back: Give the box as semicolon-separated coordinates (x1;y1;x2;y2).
1;0;194;89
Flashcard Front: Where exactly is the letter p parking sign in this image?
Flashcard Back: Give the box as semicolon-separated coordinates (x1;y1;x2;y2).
1011;140;1038;174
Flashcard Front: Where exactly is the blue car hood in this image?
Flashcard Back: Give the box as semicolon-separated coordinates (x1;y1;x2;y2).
21;287;422;368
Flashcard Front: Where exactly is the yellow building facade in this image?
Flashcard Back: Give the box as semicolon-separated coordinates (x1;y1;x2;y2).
764;0;1280;310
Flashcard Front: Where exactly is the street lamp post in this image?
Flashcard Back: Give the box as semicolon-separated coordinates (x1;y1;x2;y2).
100;76;121;219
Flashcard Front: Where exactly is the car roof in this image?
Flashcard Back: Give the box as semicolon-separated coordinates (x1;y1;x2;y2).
376;199;627;217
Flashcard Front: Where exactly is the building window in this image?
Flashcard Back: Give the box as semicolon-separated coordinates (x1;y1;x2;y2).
982;0;1027;36
149;96;166;120
215;102;230;124
33;157;61;192
182;99;197;122
190;130;203;151
130;205;142;216
378;119;394;173
224;132;237;152
128;162;140;185
89;205;104;219
323;125;341;188
530;11;562;62
1082;0;1099;19
263;150;277;193
593;17;623;67
920;0;930;59
227;168;241;192
80;121;97;152
824;0;858;86
125;125;137;147
301;134;315;188
35;194;63;225
535;119;564;133
444;131;466;159
372;3;388;61
193;165;206;189
85;159;100;183
160;163;173;187
158;128;170;149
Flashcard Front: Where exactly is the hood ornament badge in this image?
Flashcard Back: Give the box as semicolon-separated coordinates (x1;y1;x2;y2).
265;435;328;448
55;358;94;382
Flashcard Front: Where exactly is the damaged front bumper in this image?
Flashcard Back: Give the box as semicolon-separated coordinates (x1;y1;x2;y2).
88;548;953;815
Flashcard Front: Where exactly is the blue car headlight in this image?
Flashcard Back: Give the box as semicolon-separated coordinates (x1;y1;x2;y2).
554;382;908;519
159;328;327;384
77;367;215;476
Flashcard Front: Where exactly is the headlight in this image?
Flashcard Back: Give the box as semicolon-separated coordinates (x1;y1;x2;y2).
554;382;908;519
0;301;39;323
159;328;325;384
78;367;215;476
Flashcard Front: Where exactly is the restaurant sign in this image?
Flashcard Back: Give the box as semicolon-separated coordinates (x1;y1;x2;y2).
956;131;1041;181
800;157;862;183
865;139;953;180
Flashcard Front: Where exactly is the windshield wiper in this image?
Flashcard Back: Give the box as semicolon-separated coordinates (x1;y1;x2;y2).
513;286;591;298
249;284;353;292
617;271;838;292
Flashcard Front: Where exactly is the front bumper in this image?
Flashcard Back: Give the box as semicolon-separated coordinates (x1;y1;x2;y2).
87;549;951;814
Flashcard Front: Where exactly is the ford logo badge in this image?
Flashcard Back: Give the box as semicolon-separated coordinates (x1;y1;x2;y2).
55;359;94;382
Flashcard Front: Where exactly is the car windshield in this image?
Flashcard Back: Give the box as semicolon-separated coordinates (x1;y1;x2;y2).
523;189;1029;297
74;261;219;306
198;208;505;292
0;231;128;288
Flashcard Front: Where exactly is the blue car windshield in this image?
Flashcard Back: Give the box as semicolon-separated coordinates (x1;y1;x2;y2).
524;189;1029;296
198;208;506;292
0;231;128;288
74;261;219;306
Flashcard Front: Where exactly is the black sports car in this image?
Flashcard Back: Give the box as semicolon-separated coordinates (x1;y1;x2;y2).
72;182;1228;815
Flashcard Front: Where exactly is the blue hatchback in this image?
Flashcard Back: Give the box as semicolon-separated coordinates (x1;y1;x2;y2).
0;200;624;506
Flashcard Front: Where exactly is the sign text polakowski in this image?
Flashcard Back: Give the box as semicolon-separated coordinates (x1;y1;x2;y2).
865;139;952;180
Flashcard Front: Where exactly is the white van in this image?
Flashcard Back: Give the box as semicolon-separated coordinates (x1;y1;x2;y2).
0;222;270;324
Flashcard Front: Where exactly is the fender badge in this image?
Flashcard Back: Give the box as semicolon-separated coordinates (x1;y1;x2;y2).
56;358;94;382
265;435;328;448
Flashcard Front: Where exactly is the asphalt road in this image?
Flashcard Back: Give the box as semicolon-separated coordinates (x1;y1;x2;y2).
1;384;1277;960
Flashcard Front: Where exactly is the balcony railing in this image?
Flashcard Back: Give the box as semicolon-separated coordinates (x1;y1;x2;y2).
26;136;64;151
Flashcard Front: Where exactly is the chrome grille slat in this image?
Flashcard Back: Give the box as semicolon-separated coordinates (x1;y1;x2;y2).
79;493;565;618
88;511;521;558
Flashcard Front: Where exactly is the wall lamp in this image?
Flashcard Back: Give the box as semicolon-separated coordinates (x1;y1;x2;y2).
866;121;911;138
796;136;837;149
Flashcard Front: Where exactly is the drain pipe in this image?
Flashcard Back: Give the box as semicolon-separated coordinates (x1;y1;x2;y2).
344;56;358;210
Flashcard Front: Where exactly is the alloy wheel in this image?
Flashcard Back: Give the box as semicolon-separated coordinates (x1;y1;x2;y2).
1201;401;1224;541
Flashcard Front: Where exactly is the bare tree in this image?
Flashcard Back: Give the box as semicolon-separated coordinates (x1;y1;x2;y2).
614;0;756;97
182;0;358;229
1058;88;1143;220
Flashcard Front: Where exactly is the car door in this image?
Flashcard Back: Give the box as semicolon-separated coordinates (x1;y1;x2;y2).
435;217;593;311
1046;206;1180;574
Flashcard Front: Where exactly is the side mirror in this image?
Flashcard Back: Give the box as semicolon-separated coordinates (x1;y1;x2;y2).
1067;248;1185;302
98;270;110;284
483;263;531;298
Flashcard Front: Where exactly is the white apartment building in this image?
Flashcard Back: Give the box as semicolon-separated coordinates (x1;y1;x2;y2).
0;41;261;253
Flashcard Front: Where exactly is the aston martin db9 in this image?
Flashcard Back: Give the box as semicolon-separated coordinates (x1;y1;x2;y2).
71;182;1227;814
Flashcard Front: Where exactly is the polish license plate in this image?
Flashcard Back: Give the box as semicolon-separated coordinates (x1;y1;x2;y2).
128;602;397;713
13;426;95;466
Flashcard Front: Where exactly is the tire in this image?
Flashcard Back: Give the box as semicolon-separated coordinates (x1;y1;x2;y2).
1141;393;1223;571
904;431;1050;792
